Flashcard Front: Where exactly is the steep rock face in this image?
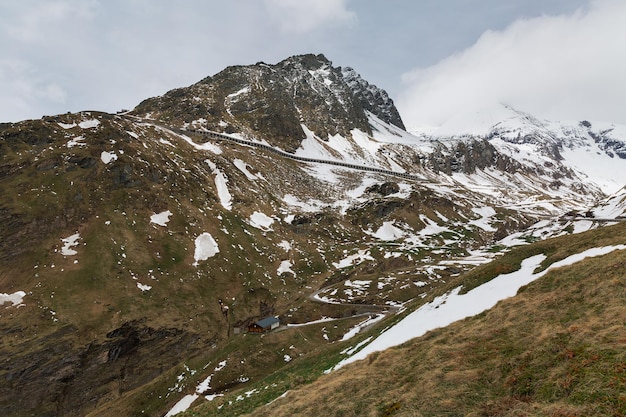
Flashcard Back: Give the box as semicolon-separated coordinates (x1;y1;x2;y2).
133;54;405;151
340;66;405;130
426;139;521;175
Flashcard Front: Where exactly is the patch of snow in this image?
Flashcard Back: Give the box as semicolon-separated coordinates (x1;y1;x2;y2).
66;136;85;148
60;233;80;256
469;206;497;232
560;141;626;195
277;240;291;251
277;260;295;276
58;122;76;129
341;314;385;341
283;354;292;362
165;394;199;417
282;194;324;212
177;132;222;154
78;119;100;129
137;283;152;292
332;249;374;269
0;291;26;307
227;86;250;99
193;233;219;266
287;317;336;327
371;221;405;241
418;215;450;237
206;160;232;210
233;159;258;180
249;212;274;231
150;210;172;227
100;151;117;164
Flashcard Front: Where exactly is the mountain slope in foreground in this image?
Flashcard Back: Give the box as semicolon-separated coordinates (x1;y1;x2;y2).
212;223;626;417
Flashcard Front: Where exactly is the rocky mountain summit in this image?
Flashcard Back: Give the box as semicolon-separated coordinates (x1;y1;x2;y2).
133;53;403;152
1;54;625;417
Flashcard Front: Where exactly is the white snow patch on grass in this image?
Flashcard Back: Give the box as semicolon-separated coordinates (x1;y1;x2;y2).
193;233;219;266
165;394;199;417
58;122;76;129
233;159;258;180
341;314;385;341
332;250;374;269
137;282;152;292
1;291;26;307
249;211;274;231
278;240;291;251
371;221;405;241
60;233;80;256
175;131;222;154
282;194;324;212
469;206;497;232
66;136;85;147
100;151;117;164
150;210;172;227
418;215;450;237
287;317;337;327
206;160;232;210
227;86;250;99
334;245;626;370
79;119;100;129
277;260;295;276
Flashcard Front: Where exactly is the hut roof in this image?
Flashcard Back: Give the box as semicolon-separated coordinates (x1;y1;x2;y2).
253;316;279;328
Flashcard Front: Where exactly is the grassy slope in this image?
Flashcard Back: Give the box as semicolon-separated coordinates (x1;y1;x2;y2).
193;221;626;417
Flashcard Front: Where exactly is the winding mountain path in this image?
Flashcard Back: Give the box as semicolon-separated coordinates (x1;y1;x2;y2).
183;128;426;182
126;116;426;182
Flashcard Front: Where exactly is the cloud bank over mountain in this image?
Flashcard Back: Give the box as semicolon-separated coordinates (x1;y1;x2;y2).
397;0;626;129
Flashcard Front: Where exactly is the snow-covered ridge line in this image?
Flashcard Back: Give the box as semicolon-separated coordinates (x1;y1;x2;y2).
183;128;425;182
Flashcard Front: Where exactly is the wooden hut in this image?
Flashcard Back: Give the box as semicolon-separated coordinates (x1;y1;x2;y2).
247;316;280;333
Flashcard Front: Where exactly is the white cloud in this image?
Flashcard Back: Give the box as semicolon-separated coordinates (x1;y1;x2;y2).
4;0;97;43
263;0;356;33
397;0;626;128
0;59;67;120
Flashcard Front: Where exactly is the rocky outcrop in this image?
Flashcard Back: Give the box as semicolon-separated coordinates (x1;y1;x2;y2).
0;321;205;417
426;139;522;175
340;66;405;130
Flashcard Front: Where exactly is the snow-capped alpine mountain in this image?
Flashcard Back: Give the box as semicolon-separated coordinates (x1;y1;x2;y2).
411;104;626;195
1;54;625;417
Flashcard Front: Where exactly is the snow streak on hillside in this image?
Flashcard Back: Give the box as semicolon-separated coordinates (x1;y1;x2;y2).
333;245;626;371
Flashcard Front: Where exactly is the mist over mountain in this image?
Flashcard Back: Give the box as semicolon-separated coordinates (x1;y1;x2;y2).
1;54;625;417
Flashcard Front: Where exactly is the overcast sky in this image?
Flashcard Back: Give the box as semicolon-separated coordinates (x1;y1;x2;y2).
2;0;624;128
